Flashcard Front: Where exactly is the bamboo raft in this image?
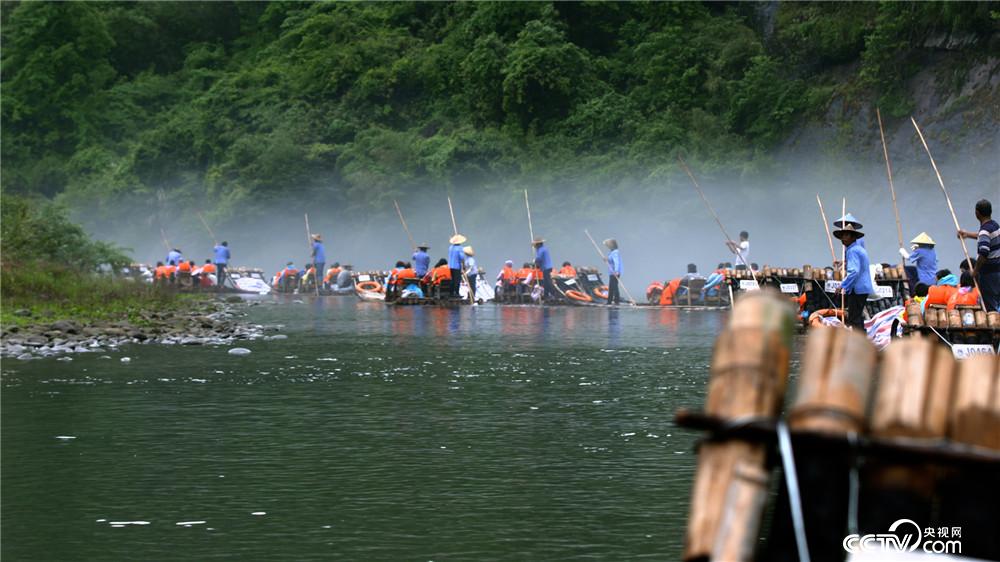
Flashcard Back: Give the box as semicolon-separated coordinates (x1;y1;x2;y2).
677;290;1000;561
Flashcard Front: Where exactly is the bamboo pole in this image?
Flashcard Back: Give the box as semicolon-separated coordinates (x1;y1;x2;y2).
196;212;218;245
678;155;759;287
159;227;171;252
524;189;535;244
841;197;846;318
393;199;416;250
304;213;320;296
446;196;474;303
584;229;637;306
876;108;904;248
815;195;838;264
911;116;987;312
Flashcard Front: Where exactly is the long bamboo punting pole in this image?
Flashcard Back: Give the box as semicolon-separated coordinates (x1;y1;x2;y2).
446;196;474;303
678;155;759;286
524;189;535;244
159;227;172;252
911;116;987;312
876;108;904;249
815;195;838;264
304;213;320;296
841;197;847;317
584;229;637;306
393;199;416;250
197;212;218;245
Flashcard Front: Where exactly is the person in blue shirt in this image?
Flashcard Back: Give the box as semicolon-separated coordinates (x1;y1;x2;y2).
311;235;326;285
213;241;231;288
899;232;937;289
533;238;555;300
834;223;872;330
604;238;622;305
959;199;1000;312
448;234;467;297
165;248;183;266
412;243;431;277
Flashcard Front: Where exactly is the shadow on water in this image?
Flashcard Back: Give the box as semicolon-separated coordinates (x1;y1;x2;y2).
2;296;728;561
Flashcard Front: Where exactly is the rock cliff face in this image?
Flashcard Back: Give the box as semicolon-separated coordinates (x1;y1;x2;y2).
780;55;999;174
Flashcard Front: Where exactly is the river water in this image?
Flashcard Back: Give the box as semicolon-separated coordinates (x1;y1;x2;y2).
2;297;728;561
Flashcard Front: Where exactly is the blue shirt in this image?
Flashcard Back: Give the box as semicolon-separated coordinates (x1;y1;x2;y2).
166;250;182;266
465;256;478;275
412;250;430;276
908;246;937;286
535;245;552;271
448;244;465;269
312;241;325;264
213;244;230;265
841;241;873;295
607;249;621;276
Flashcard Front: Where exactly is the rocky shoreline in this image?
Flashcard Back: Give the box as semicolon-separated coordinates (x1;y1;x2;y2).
1;296;272;360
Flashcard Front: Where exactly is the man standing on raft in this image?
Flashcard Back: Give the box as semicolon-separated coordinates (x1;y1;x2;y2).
725;231;750;270
958;199;1000;312
604;238;622;305
533;238;555;300
834;222;872;330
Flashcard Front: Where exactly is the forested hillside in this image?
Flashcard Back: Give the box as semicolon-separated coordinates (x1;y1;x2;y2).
2;2;997;230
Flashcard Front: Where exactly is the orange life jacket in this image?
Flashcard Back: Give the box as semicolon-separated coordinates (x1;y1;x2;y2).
178;262;192;273
324;267;342;283
558;265;577;278
659;278;682;305
201;263;217;274
282;267;298;278
926;285;957;306
431;265;452;285
164;265;177;276
395;268;417;285
500;266;516;284
155;266;170;279
947;287;979;310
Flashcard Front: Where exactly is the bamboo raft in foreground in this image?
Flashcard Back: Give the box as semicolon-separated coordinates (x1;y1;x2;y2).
677;290;1000;561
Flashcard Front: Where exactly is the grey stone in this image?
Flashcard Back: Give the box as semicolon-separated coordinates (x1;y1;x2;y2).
13;309;32;317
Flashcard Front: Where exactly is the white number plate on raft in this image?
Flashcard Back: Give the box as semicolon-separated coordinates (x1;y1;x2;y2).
951;344;996;359
779;284;798;294
357;274;371;282
564;278;577;286
587;274;599;282
739;280;760;291
874;285;893;299
824;280;841;292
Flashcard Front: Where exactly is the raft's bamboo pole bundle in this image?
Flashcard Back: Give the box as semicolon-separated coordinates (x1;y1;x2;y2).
584;229;637;306
871;336;955;439
197;212;218;245
790;326;877;435
876;108;904;248
304;213;320;296
393;199;416;250
684;291;794;560
678;155;759;287
949;354;1000;450
911;116;987;312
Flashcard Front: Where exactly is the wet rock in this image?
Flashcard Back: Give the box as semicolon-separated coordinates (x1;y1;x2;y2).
263;334;288;341
228;347;251;356
24;335;48;347
180;337;203;346
16;353;34;360
121;357;131;363
6;326;20;334
51;320;79;334
13;309;32;317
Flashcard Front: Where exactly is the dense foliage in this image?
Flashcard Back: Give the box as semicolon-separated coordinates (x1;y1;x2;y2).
2;2;995;222
1;195;130;269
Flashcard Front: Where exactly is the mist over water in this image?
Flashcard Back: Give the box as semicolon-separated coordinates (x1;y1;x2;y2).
83;144;998;296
